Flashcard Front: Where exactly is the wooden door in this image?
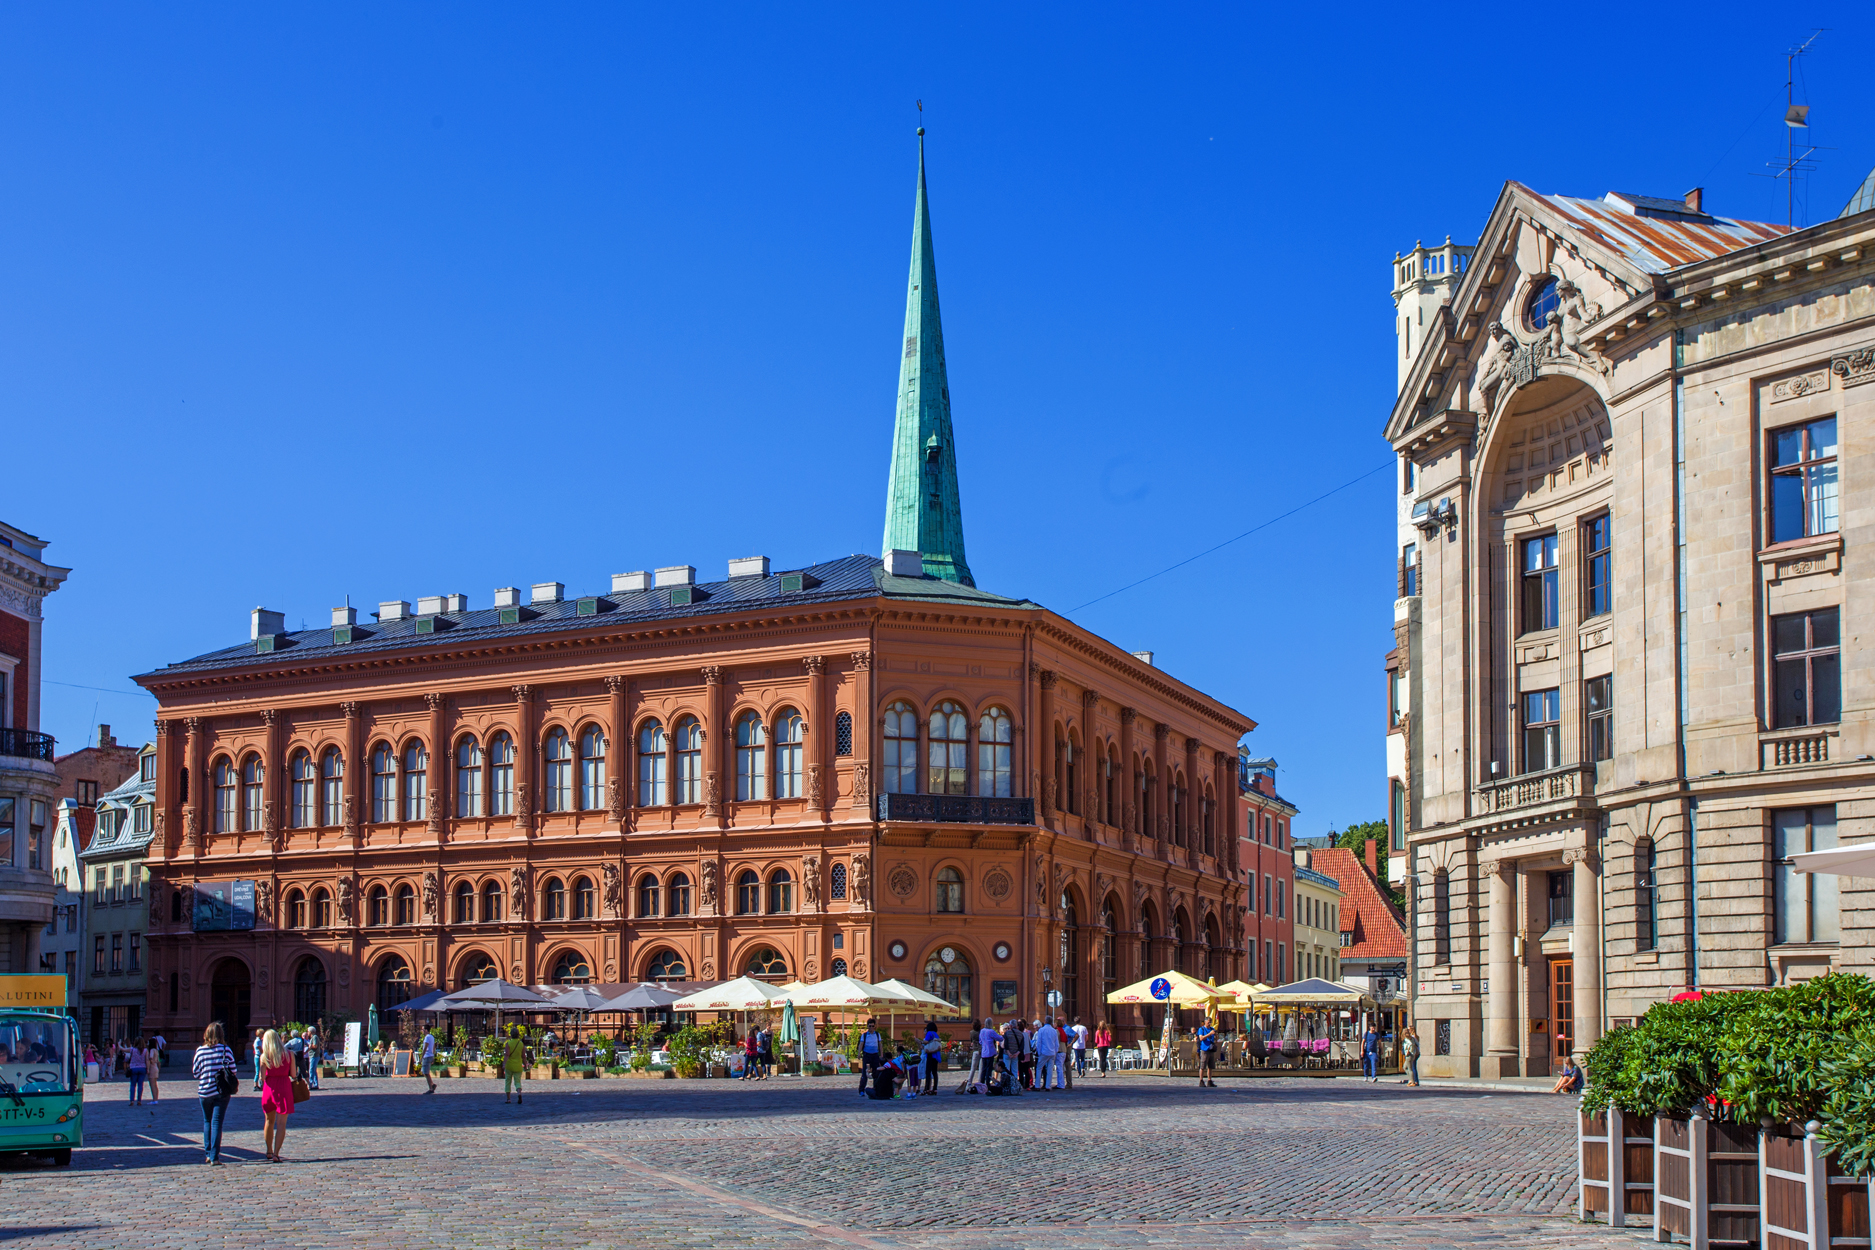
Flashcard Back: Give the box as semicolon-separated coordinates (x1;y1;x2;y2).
1550;958;1575;1060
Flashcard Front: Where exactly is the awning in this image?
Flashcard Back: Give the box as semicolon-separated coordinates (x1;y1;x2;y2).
1792;842;1875;877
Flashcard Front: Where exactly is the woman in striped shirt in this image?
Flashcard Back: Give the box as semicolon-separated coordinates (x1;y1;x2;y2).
191;1022;238;1166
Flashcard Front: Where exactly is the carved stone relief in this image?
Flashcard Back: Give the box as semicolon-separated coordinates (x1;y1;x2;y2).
602;863;621;917
850;853;871;910
887;864;917;899
983;867;1013;902
422;871;440;921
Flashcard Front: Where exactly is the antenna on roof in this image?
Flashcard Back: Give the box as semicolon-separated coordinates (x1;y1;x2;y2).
1758;30;1829;229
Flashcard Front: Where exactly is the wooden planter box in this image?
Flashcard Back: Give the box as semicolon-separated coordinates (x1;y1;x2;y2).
1579;1104;1654;1225
1761;1122;1874;1250
623;1069;674;1079
1653;1111;1761;1248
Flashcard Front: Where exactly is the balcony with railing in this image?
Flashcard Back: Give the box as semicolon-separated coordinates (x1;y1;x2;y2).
876;793;1035;826
1474;763;1593;817
0;727;56;763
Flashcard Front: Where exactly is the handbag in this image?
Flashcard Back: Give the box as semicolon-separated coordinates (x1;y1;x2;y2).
291;1076;312;1103
215;1063;238;1098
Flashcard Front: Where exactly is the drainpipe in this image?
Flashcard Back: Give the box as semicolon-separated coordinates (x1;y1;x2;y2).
1672;342;1698;989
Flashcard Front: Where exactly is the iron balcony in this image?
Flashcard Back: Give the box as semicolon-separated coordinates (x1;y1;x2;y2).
875;793;1034;826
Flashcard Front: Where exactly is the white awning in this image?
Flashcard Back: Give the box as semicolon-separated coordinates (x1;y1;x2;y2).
1791;843;1875;877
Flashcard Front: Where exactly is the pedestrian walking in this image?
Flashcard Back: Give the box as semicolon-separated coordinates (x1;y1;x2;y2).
757;1025;774;1080
502;1029;526;1104
421;1026;438;1093
1362;1023;1380;1082
857;1019;883;1095
191;1022;238;1166
1070;1017;1089;1078
1094;1021;1113;1075
258;1029;296;1163
1033;1016;1063;1090
920;1021;941;1095
126;1036;148;1105
143;1036;162;1103
153;1032;167;1070
251;1032;263;1091
1194;1018;1219;1088
1400;1025;1421;1087
741;1027;759;1080
976;1016;998;1091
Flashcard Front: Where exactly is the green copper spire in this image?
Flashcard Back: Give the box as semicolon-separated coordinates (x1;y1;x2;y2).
882;128;974;586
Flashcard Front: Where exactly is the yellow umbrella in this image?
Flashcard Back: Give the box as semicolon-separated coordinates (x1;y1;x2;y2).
1213;979;1271;1005
1104;970;1230;1006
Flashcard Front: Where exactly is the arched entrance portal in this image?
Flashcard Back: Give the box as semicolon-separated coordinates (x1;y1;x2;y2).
210;959;253;1054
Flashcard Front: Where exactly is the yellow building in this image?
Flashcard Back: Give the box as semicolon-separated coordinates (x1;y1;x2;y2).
1292;856;1343;983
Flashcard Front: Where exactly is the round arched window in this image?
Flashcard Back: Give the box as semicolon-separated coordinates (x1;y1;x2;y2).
647;949;687;981
376;956;413;1015
924;949;972;1018
1524;277;1560;332
461;953;500;987
551;952;593;984
745;947;789;978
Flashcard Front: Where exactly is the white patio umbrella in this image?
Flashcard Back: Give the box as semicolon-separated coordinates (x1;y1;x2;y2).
783;976;922;1061
1793;842;1875;877
671;976;790;1012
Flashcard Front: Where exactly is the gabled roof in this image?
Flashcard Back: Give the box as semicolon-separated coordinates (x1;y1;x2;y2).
1311;847;1406;960
138;554;1040;681
1514;185;1788;274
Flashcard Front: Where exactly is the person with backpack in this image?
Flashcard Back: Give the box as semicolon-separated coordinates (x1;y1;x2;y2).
920;1021;942;1095
191;1022;238;1166
857;1018;883;1095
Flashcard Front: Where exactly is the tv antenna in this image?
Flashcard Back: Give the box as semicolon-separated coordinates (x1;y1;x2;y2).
1758;30;1828;228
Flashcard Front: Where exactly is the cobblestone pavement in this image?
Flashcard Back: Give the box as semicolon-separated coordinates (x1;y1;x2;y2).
1;1072;1649;1249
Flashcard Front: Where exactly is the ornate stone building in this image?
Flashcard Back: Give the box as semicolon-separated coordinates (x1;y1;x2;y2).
1386;182;1875;1079
137;137;1252;1047
0;520;70;976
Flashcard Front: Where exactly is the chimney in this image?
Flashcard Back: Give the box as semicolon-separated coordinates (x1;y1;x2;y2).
530;582;564;605
612;571;651;594
1131;650;1155;667
443;593;468;614
417;595;447;616
251;607;285;639
493;587;521;609
1364;838;1378;876
653;565;696;588
1684;187;1703;213
727;555;770;579
377;600;410;622
883;550;923;577
331;605;357;628
98;724;114;748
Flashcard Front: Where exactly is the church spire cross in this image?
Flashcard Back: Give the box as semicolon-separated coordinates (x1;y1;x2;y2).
881;127;974;587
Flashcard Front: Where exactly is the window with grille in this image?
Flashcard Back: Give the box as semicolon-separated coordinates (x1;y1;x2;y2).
834;711;852;757
830;862;847;900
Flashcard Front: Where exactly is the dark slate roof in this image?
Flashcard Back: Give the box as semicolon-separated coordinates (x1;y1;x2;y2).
140;555;1041;680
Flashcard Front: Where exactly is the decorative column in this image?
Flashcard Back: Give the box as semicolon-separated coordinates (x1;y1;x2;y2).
154;720;178;860
183;716;205;857
803;657;827;815
1567;844;1603;1061
260;709;282;854
605;676;629;826
340;702;362;846
512;685;536;834
701;666;723;818
1037;669;1057;818
1183;735;1201;853
1152;722;1170;853
849;651;873;812
1082;689;1100;831
1484;858;1520;1078
425;693;447;841
1118;708;1137;848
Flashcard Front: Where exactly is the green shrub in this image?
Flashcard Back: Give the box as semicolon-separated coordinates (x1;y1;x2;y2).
1820;1018;1875;1178
1715;974;1875;1129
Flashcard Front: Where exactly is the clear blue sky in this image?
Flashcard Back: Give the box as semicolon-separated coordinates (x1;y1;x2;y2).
6;5;1870;837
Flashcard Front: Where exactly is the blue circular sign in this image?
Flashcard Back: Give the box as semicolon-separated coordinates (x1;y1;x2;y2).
1150;977;1172;1001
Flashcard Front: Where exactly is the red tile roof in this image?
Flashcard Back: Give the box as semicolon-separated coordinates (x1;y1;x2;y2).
1311;847;1407;960
1514;184;1789;274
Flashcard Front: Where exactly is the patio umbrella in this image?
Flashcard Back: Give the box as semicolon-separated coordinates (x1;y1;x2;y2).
1252;978;1375;1007
1103;970;1230;1006
439;978;558;1045
595;983;686;1013
872;977;966;1017
1792;842;1875;876
391;988;454;1015
367;1003;379;1049
782;975;921;1011
672;976;789;1012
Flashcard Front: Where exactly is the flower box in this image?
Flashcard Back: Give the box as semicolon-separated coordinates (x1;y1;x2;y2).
1578;1104;1654;1225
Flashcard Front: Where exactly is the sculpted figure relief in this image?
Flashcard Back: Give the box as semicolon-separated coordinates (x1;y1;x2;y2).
336;877;356;924
510;866;529;918
1473;321;1514;412
255;880;274;925
851;853;871;909
802;858;822;909
700;860;719;909
423;871;440;921
1551;271;1608;374
602;862;621;917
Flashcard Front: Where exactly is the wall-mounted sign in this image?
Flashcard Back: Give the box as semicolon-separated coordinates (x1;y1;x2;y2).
193;881;256;932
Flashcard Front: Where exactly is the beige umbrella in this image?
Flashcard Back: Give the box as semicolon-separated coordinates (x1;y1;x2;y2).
784;975;922;1065
872;977;967;1017
671;976;790;1012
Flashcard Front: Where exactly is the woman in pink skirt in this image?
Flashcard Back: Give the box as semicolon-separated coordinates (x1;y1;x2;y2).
257;1029;296;1163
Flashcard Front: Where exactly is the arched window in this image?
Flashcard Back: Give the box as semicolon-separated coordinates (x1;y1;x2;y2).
830;863;847;900
735;712;767;801
394;883;416;925
461;953;499;987
482;880;503;923
924;949;972;1019
736;869;761;915
489;733;515;816
1059;891;1080;1021
295;956;327;1023
647;949;687;982
579;726;606;811
927;701;968;795
543;728;571;812
453;881;475;925
402;742;428;822
883;701;918;794
320;748;344;826
241;755;264;831
831;957;848;976
934;866;964;913
286;889;306;928
1064;732;1080;815
767;868;793;914
377;955;414;1015
637;720;667;806
637;874;661;918
572;875;595;920
552;952;593;984
367;885;389;927
773;709;803;798
675;718;703;804
1100;898;1118;999
311;888;332;928
212;759;237;834
745;947;788;979
834;710;853;756
542;877;566;921
1524;276;1560;333
976;708;1012;798
667;872;692;916
371;745;396;823
290;751;315;828
456;737;483;819
1104;748;1118;826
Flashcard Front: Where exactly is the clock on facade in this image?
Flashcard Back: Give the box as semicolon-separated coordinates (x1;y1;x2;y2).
889;940;908;961
993;942;1011;962
939;946;956;963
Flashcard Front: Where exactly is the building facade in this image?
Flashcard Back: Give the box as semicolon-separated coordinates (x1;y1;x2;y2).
46;801;87;1000
1386;181;1875;1079
1238;755;1296;984
1291;860;1343;984
0;520;70;975
137;139;1254;1051
79;745;156;1043
1311;844;1406;1009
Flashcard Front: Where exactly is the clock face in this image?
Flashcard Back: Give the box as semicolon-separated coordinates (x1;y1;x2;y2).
939;946;956;964
993;942;1011;961
889;941;908;961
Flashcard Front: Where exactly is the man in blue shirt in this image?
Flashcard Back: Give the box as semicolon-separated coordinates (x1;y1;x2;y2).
1194;1020;1219;1088
857;1018;882;1096
1362;1024;1380;1081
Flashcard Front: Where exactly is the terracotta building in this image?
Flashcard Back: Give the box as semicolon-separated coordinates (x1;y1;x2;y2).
1385;178;1875;1079
137;138;1254;1049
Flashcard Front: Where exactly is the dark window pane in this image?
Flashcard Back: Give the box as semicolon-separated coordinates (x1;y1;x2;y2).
1773;613;1808;655
1770;472;1806;543
1773;425;1807;468
1811;655;1841;725
1810;607;1839;649
1541;569;1558;628
1774;658;1810;727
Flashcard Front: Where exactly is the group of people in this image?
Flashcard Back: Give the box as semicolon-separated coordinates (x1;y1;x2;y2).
968;1016;1112;1096
189;1023;318;1165
249;1028;323;1093
83;1036;165;1104
740;1024;776;1080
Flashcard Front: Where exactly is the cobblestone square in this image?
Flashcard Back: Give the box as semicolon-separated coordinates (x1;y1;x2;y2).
0;1071;1654;1249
